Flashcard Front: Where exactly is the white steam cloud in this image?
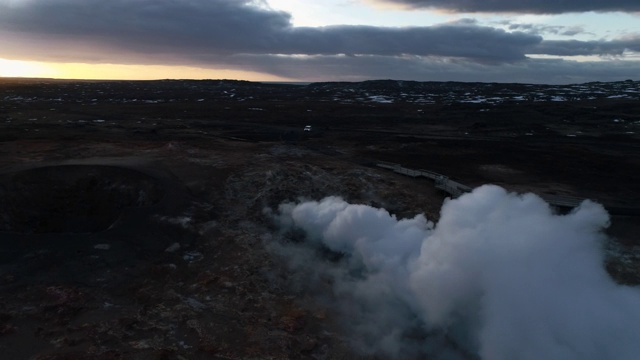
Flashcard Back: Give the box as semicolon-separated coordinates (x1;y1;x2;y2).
268;185;640;359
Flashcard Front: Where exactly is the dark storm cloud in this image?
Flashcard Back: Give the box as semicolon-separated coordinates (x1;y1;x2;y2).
288;24;539;61
370;0;640;14
505;23;590;37
228;53;640;84
0;0;540;63
0;0;292;55
529;37;640;56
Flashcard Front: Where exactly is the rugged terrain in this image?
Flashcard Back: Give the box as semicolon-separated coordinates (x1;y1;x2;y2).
0;78;639;359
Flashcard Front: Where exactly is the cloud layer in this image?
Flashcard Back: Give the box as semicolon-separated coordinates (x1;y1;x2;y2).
0;0;639;82
371;0;640;14
269;185;640;359
0;0;540;61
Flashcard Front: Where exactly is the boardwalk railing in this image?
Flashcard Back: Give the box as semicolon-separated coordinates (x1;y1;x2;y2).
377;162;472;198
377;162;442;180
537;194;584;208
376;162;585;208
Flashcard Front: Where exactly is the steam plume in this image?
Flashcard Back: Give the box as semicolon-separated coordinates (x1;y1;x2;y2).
268;185;640;359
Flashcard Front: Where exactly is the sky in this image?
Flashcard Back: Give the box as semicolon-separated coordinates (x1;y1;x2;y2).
0;0;639;83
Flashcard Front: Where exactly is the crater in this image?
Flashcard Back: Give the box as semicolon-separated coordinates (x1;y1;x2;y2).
0;165;164;234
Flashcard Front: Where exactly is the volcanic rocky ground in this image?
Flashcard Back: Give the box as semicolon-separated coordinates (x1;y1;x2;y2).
0;78;639;359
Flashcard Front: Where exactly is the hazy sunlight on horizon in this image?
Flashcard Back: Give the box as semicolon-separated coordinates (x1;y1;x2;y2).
0;58;290;81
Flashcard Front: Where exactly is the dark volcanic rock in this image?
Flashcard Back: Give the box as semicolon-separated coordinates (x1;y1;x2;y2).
0;77;638;359
0;165;163;234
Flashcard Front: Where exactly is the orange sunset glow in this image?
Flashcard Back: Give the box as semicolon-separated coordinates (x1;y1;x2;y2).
0;58;289;81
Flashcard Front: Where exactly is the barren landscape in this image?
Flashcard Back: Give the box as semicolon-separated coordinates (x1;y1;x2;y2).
1;78;639;359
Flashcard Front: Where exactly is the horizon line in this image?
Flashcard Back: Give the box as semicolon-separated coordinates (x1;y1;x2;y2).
0;75;637;86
